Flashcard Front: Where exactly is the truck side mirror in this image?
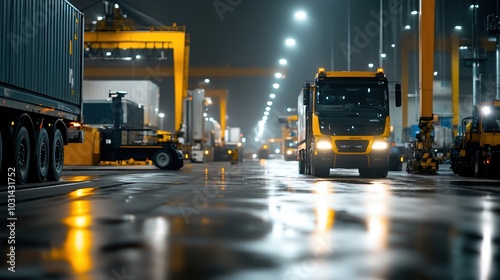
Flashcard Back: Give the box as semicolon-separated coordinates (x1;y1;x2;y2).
395;83;401;107
303;83;310;104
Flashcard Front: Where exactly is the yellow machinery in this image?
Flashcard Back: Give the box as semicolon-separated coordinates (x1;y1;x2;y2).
450;100;500;177
298;68;401;178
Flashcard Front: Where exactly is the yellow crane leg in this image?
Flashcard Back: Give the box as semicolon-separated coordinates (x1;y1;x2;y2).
451;35;460;137
204;89;228;140
419;0;434;119
407;0;438;174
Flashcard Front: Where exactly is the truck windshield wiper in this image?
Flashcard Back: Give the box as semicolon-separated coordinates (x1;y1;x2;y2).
349;105;385;112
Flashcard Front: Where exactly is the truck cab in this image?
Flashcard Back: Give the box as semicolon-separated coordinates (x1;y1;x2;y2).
298;68;401;178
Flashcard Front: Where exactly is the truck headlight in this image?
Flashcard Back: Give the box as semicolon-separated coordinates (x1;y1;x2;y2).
317;140;332;150
286;149;293;155
372;141;388;150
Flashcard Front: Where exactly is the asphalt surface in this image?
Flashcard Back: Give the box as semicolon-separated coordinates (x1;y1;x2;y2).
0;159;499;280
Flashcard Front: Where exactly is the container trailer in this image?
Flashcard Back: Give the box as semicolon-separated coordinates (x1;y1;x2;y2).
0;0;84;184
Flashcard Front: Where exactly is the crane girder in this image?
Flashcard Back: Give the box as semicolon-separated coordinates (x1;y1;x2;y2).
84;67;286;79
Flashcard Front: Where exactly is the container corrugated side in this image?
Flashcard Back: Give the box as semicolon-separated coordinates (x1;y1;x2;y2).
0;0;83;108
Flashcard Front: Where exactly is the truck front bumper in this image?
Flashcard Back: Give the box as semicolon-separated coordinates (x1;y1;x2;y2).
315;150;388;169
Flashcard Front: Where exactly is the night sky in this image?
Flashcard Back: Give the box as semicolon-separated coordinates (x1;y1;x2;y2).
70;0;498;149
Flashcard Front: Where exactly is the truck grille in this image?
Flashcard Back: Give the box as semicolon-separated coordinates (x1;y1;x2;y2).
335;140;369;153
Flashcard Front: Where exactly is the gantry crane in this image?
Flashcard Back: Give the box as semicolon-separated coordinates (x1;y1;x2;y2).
84;4;190;134
83;2;284;137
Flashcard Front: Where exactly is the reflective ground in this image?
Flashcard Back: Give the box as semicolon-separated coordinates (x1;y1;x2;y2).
0;159;499;280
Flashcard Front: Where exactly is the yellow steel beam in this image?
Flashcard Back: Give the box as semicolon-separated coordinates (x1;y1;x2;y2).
419;0;435;118
84;66;285;79
451;35;460;137
85;30;188;133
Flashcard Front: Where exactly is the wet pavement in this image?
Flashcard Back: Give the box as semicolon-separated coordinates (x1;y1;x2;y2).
0;159;499;280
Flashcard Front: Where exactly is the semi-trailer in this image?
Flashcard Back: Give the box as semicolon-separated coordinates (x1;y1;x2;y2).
0;0;84;184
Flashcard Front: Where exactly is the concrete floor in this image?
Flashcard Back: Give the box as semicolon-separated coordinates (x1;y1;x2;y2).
0;159;499;280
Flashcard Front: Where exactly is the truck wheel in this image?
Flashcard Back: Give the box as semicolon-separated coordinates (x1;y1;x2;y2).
153;149;172;170
31;128;50;182
306;149;313;175
359;168;388;178
473;151;484;177
298;151;305;174
313;165;330;178
450;154;460;174
14;126;31;185
459;165;473;177
48;129;64;181
169;149;184;170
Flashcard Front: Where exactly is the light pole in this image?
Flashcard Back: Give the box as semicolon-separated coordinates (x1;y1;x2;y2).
158;113;165;130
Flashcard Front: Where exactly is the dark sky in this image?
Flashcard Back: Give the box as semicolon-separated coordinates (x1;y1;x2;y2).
70;0;498;148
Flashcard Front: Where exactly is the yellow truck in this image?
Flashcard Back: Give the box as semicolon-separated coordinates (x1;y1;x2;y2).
297;68;401;177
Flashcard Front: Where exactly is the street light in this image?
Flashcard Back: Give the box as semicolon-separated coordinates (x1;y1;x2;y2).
158;113;165;130
273;83;280;89
285;38;296;47
275;72;283;78
279;58;287;65
294;11;306;21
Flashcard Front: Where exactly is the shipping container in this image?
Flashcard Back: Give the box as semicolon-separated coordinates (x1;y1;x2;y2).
0;0;83;113
0;0;84;184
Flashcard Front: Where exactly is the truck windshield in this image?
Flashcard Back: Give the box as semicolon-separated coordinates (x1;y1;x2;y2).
315;78;389;136
315;78;388;116
482;108;500;131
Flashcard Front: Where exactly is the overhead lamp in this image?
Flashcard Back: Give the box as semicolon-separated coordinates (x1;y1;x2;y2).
285;38;296;47
294;11;306;21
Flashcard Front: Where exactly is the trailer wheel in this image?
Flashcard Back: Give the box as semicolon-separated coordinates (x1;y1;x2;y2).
14;126;31;184
48;129;64;181
473;151;484;177
153;149;172;170
31;128;50;182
